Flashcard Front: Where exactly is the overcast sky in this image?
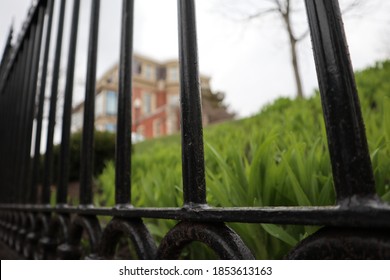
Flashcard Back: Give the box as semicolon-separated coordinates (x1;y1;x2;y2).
1;0;389;119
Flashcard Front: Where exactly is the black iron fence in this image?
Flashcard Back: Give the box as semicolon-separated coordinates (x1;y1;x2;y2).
0;0;389;260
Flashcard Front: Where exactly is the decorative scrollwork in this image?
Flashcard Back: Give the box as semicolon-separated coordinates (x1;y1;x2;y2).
8;211;20;249
286;227;390;259
156;221;254;260
0;212;5;241
36;214;70;260
57;215;101;259
15;213;33;255
1;212;9;244
99;217;157;260
23;213;50;259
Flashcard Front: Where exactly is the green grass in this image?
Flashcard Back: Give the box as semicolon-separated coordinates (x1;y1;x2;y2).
96;60;390;259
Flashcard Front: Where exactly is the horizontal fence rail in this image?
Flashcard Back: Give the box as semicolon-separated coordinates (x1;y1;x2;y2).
0;0;389;260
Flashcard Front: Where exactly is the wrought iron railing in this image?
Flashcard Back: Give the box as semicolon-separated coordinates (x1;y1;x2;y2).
0;0;389;260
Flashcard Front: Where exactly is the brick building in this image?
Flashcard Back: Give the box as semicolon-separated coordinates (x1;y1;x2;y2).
72;53;233;140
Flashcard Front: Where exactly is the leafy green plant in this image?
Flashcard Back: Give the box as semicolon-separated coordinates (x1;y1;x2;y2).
96;60;390;259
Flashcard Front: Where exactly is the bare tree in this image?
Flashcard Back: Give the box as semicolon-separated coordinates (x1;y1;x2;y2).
218;0;362;99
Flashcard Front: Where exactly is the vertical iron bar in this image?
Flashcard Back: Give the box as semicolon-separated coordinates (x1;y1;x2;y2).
0;39;14;202
80;0;100;206
5;58;19;200
12;41;29;204
22;5;45;204
0;86;4;202
304;0;376;205
13;34;28;203
177;0;206;207
0;78;4;200
115;0;134;206
31;0;54;204
43;0;66;205
58;0;80;204
9;43;28;204
6;74;14;202
1;35;15;202
16;23;37;204
0;26;13;93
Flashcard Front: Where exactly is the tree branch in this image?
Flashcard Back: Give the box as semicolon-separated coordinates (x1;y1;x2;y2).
296;28;310;42
245;8;280;21
341;0;360;15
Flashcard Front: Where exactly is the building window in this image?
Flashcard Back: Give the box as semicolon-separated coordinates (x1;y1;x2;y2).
168;94;179;105
105;123;116;132
156;66;166;80
95;93;104;117
168;66;178;82
133;60;142;75
106;91;117;115
145;64;153;80
142;92;152;115
153;119;162;137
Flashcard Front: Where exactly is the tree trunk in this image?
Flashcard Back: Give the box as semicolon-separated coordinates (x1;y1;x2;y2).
289;37;304;98
283;9;304;99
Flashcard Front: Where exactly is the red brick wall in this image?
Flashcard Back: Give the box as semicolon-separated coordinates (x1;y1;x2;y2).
132;110;167;139
156;90;167;108
131;87;171;139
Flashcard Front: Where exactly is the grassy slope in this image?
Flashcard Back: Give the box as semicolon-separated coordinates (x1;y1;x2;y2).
97;61;390;259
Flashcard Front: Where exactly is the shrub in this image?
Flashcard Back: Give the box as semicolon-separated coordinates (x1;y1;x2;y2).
40;130;116;184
